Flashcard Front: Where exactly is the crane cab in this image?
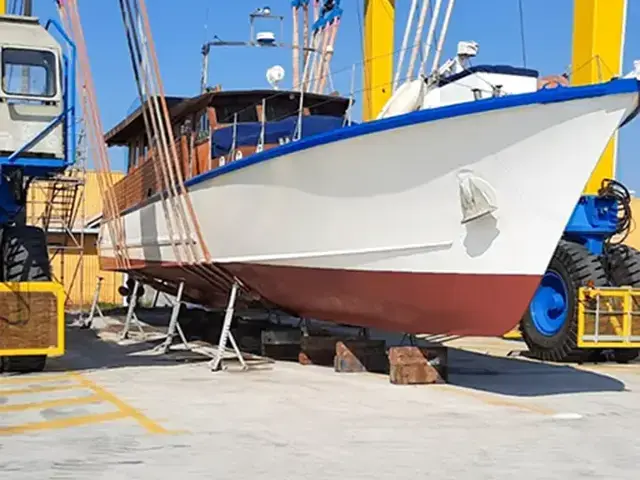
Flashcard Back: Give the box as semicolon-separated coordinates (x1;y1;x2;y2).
0;14;67;167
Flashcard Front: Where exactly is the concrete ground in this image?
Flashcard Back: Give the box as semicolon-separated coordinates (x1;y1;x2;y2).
1;314;639;480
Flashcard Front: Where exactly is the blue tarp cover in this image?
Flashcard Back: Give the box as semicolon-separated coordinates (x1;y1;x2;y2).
211;115;352;158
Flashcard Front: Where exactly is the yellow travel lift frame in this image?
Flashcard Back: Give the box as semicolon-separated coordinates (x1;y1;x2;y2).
363;0;640;352
577;286;640;348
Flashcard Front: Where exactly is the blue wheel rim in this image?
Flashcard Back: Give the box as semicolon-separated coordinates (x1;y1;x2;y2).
529;270;569;336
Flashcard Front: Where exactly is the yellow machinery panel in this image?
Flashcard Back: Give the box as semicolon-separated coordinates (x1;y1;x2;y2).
0;281;65;357
0;0;5;15
577;286;640;348
362;0;395;121
571;0;627;194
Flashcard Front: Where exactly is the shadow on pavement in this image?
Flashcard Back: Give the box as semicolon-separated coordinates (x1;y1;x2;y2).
42;312;628;398
445;348;626;397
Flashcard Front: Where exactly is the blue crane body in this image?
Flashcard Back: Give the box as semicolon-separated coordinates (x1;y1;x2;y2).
520;180;640;363
0;16;75;223
0;12;76;372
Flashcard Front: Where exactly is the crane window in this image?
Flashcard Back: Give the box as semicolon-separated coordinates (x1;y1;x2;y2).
1;48;57;98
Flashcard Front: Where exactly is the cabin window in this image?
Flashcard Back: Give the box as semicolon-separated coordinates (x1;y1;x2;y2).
265;99;299;121
308;101;346;117
127;142;137;171
215;103;258;123
127;137;144;170
1;48;57;98
196;111;210;142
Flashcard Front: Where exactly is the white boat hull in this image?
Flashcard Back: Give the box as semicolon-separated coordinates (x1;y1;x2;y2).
100;80;640;335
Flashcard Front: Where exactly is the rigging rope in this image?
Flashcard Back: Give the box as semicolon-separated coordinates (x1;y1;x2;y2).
119;0;231;295
292;4;300;89
518;0;527;68
292;1;311;90
316;18;339;93
119;0;211;266
303;3;310;78
393;0;419;92
310;27;328;91
418;0;443;77
117;0;182;265
56;0;131;271
309;1;342;94
430;0;455;74
406;0;430;81
302;0;322;91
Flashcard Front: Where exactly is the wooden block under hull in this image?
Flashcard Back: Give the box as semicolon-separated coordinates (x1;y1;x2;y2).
299;335;350;366
388;346;448;385
334;339;388;373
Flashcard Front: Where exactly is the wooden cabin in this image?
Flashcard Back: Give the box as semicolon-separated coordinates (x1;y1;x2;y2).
104;90;352;215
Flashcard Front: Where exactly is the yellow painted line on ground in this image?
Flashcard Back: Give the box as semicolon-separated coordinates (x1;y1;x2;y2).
439;385;556;415
70;373;170;434
0;373;75;385
0;394;103;413
0;411;128;436
0;384;81;397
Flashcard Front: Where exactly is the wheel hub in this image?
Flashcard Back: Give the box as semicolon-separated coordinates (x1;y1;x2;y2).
529;270;568;336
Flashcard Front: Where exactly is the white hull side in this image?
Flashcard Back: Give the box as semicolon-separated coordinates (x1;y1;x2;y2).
100;90;638;277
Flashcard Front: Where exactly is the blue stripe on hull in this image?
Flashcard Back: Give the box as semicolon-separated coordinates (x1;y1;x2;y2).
119;78;640;218
186;78;640;188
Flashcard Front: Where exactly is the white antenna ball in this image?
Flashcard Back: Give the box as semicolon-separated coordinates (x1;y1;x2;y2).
266;65;285;89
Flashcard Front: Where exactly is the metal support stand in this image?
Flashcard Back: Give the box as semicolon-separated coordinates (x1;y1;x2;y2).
210;281;247;371
154;281;191;354
82;276;105;328
120;280;146;340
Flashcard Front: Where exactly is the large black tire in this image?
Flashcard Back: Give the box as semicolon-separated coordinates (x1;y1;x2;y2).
520;240;608;362
604;244;640;363
0;226;51;374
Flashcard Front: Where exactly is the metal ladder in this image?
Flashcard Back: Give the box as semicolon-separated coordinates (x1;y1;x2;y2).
40;172;82;235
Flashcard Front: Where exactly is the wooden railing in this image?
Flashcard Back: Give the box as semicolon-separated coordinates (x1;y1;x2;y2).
110;132;280;215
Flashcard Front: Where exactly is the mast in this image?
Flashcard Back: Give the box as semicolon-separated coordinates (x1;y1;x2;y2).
362;0;395;121
200;7;287;91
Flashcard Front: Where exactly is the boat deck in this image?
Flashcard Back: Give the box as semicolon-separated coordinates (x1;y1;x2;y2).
1;313;638;479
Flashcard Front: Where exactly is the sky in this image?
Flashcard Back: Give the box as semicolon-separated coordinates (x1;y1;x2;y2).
30;0;640;192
